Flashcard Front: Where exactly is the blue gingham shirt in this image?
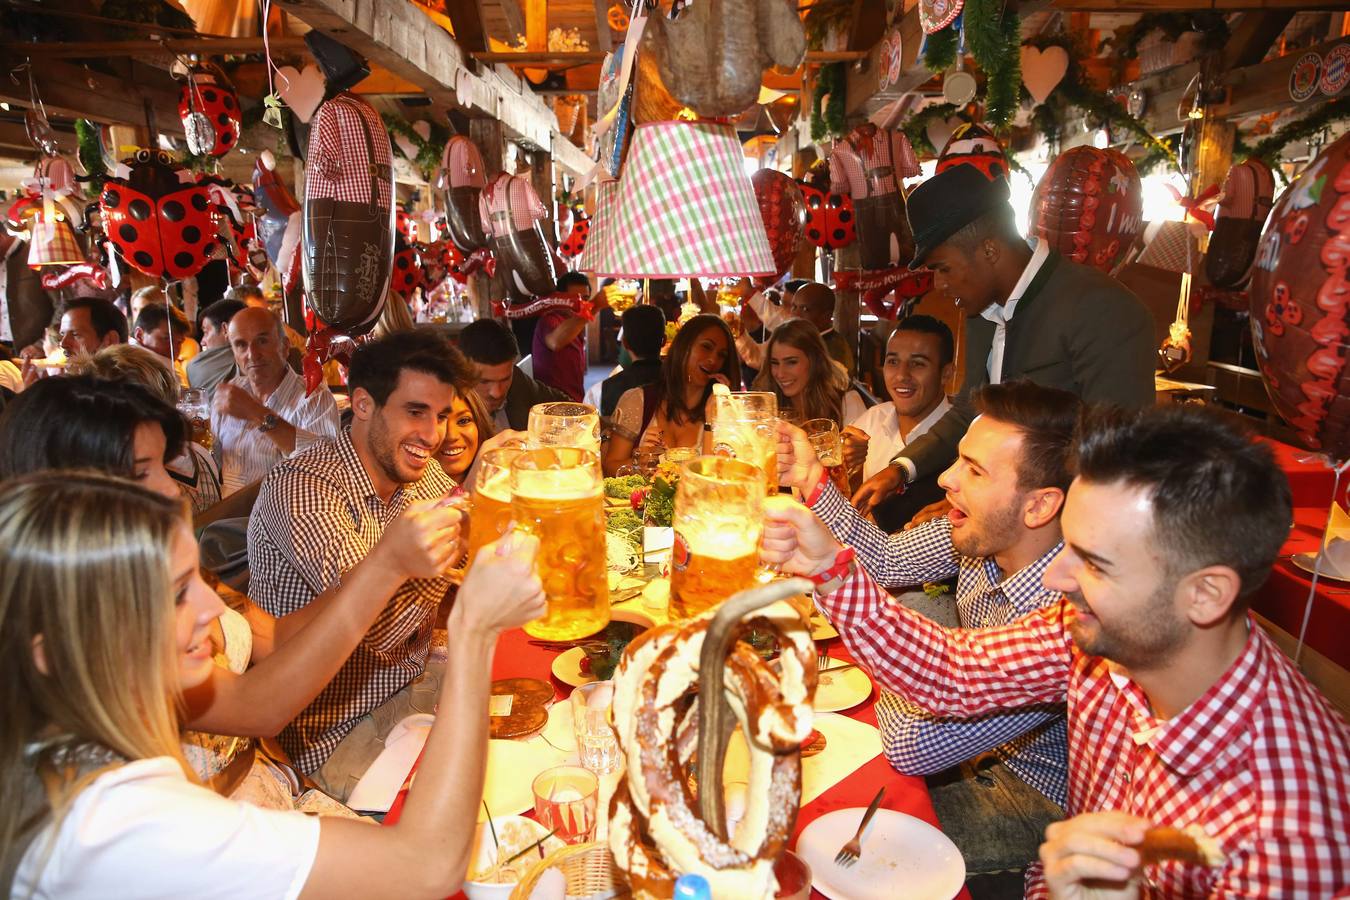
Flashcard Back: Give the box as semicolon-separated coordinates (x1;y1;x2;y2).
811;481;1069;807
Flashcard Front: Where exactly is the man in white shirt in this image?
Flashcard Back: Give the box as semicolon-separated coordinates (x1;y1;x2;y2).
212;306;339;495
844;315;954;531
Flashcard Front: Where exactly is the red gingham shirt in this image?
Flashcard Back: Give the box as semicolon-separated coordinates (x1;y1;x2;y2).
818;565;1350;898
304;93;393;209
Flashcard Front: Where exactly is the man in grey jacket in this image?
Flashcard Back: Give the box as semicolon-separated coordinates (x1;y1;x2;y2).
854;164;1155;514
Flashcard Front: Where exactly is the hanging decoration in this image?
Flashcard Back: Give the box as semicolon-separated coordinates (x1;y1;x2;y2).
390;233;425;299
1020;44;1069;105
799;185;856;250
97;149;223;280
920;0;963;36
1206;158;1276;289
479;171;557;300
830;124;920;271
750;169;808;278
273;64;326;124
438;135;490;261
178;64;241;158
1236;96;1350;172
560;212;591;259
936;122;1009;180
383;114;452;182
1249;129;1350;457
1029;146;1143;274
74;119;110;193
810;62;847;143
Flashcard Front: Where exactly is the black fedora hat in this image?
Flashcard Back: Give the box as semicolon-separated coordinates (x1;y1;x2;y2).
907;164;1013;269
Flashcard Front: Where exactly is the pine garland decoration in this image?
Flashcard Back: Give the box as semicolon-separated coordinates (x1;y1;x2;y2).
382;114;452;181
75;119;108;193
810;63;847;142
1237;96;1350;169
964;0;1020;130
901;103;966;156
922;26;958;75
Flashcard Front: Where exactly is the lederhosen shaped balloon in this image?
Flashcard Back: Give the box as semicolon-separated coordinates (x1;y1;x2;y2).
1029;146;1143;275
1206;158;1276;289
830;124;919;270
440;136;489;254
479;172;557;301
3;241;52;349
301;92;393;336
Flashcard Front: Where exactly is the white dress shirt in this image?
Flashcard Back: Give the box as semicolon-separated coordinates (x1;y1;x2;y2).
981;240;1051;384
849;397;952;480
212;367;340;496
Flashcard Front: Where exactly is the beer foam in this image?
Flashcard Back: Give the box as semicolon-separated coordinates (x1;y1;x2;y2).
680;520;759;559
476;470;513;504
513;466;602;501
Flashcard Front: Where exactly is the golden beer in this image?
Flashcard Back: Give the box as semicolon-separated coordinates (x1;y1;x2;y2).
190;415;214;452
804;418;848;496
511;448;610;641
711;392;779;495
465;448;521;570
669;457;765;620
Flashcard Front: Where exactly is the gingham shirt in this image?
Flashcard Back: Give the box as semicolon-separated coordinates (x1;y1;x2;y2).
811;481;1068;806
819;565;1350;898
212;368;340;496
247;428;454;773
305;93;393;208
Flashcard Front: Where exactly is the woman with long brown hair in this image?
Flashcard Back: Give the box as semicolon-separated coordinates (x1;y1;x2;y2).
753;319;870;426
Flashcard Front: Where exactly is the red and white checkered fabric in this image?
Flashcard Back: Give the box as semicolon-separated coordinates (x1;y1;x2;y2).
597;121;774;278
830;123;921;200
478;172;548;238
441;135;486;190
304;93;393;209
577;178;618;274
27;215;83;268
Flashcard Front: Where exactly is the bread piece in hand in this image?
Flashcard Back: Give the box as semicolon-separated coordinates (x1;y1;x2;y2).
1137;825;1224;867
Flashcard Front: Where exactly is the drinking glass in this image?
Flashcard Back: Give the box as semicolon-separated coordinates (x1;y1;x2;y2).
570;681;620;775
510;448;610;640
527;402;601;456
709;391;778;495
669;456;765;619
532;765;599;845
178;388;213;451
463;447;522;570
802;417;851;496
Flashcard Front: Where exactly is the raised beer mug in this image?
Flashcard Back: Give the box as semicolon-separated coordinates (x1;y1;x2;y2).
463;446;522;571
528;401;601;456
710;391;779;495
669;456;765;620
802;417;851;496
510;447;610;640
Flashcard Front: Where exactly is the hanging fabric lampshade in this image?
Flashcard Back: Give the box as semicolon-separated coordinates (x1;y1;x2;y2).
592;121;775;278
576;178;619;274
26;214;83;268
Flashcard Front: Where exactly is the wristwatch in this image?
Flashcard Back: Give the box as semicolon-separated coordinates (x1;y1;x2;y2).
257;412;282;433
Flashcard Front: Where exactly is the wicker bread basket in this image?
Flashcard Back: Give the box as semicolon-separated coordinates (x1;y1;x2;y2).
510;842;631;899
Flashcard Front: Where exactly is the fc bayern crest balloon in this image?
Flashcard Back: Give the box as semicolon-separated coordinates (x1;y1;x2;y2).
1029;146;1143;274
1249;130;1350;458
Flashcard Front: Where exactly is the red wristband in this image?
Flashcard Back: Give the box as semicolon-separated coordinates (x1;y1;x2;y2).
808;546;857;587
803;466;832;507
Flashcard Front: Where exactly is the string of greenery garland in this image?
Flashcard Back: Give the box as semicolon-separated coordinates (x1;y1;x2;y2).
900;102;967;156
962;0;1020;130
1235;96;1350;170
1109;12;1230;61
810;62;847;142
922;27;959;76
74;119;108;193
382;114;452;181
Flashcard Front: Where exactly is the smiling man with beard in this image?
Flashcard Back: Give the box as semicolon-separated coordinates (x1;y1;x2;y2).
247;329;473;799
764;404;1349;899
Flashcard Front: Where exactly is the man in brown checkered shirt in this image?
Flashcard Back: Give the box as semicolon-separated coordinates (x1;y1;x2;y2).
248;330;472;799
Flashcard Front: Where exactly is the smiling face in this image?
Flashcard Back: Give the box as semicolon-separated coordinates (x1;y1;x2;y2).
1045;479;1189;668
131;421;179;500
925;242;998;318
169;523;226;690
684;325;730;389
435;392;480;481
769;341;810;400
884;329;951;420
936;415;1029;559
358;369;458;488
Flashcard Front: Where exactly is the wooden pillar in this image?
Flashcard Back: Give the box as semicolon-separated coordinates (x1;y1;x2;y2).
833;241;860;377
469;118;506;320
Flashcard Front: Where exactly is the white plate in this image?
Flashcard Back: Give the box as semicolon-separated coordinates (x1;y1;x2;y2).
796;808;965;900
814;658;872;713
551;646;591;687
1290;552;1350;583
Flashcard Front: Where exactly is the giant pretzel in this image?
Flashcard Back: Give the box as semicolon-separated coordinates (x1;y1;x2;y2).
606;578;817;898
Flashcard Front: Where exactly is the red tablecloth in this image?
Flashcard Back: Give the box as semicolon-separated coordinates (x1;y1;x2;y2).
388;621;970;899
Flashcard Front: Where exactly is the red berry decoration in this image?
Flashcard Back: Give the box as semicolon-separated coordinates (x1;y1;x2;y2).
99;149;223;281
799;184;855;251
178;65;240;159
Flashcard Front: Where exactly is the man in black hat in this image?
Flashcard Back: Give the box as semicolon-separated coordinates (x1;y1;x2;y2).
853;165;1154;515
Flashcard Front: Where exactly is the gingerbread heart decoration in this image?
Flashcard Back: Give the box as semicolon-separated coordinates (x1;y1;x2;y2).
1020;45;1070;105
274;64;325;123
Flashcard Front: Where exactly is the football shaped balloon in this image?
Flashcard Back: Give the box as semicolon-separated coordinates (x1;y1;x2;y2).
1249;130;1350;458
99;149;221;281
1029;146;1143;274
751;169;807;278
301;92;394;335
178;65;241;159
937;122;1009;181
440;136;489;253
479;172;556;300
800;184;856;250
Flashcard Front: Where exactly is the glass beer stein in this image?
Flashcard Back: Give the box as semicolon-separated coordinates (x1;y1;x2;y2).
463;447;522;570
179;388;213;451
802;417;851;496
669;456;765;619
528;402;601;456
510;447;610;640
709;391;779;495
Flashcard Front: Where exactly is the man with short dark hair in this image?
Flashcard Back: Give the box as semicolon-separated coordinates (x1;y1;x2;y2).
766;405;1350;897
778;379;1080;875
530;271;593;401
854;165;1154;516
788;281;853;372
186;298;247;397
57;296;127;355
598;305;666;417
132;303;190;364
459;317;568;431
248;329;475;796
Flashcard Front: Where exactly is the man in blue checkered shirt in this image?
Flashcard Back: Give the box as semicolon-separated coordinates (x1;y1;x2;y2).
779;380;1080;876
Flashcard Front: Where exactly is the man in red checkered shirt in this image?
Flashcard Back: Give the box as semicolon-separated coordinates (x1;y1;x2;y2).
765;404;1349;897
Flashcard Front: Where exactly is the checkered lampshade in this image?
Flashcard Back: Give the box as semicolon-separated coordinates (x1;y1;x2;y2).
26;214;83;268
589;121;775;278
576;178;618;274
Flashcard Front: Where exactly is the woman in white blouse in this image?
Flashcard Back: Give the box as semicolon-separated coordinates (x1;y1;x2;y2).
1;471;545;898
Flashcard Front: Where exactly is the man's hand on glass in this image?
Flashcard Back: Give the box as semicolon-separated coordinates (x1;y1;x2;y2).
761;495;844;578
775;419;823;495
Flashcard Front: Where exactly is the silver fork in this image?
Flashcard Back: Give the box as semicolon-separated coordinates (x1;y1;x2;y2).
817;646;830;672
834;787;885;867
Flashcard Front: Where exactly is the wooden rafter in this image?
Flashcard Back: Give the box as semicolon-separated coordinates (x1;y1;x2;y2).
1052;0;1346;10
592;0;613;54
0;36;307;59
471;49;867;65
442;0;491;52
0;59;185;137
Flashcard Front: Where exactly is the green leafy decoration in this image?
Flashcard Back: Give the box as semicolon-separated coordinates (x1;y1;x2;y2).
922;26;958;75
1236;96;1350;172
963;0;1021;130
900;102;967;156
382;114;452;182
802;0;853;52
810;63;847;143
75;119;108;193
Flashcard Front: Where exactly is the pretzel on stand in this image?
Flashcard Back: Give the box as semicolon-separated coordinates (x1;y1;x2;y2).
606;578;817;899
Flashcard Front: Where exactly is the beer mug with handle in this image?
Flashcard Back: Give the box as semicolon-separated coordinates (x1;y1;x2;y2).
669;456;765;619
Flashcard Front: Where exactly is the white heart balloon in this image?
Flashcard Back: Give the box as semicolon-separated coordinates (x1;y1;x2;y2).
412;120;432;141
393;133;419;161
926;116;961;153
1020;45;1069;105
275;64;326;123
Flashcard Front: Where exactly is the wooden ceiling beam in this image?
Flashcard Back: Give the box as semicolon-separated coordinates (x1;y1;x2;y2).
471;49;866;65
1053;0;1345;11
0;36;307;59
0;59;185;137
592;0;613;53
442;0;490;52
0;121;78;156
498;0;526;39
1220;11;1296;69
844;4;926;117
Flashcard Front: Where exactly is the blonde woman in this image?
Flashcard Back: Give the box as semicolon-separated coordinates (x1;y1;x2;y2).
1;472;545;897
752;319;869;427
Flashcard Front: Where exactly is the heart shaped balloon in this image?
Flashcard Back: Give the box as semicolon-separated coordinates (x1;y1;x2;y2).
751;169;808;277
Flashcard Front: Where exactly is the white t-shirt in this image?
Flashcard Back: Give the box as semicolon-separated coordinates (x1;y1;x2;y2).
16;757;321;899
847;398;951;481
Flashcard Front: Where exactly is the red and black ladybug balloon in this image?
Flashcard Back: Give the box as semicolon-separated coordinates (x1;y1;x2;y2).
178;66;241;159
799;184;856;250
99;149;221;281
391;235;424;298
560;212;591;258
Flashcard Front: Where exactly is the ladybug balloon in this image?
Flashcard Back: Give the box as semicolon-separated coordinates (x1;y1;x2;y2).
751;169;807;277
391;235;424;299
1249;130;1350;458
799;184;856;251
1029;146;1143;274
99;149;221;281
560;212;591;259
937;123;1009;181
178;65;241;159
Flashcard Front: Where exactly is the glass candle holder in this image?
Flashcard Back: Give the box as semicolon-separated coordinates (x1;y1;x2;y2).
669;456;765;619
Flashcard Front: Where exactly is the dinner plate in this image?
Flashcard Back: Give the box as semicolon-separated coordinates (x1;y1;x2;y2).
813;658;872;712
1289;552;1350;583
796;808;965;900
551;646;591;687
810;612;839;641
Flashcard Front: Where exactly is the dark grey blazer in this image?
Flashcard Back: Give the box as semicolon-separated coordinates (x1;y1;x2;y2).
897;251;1156;480
503;365;571;431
